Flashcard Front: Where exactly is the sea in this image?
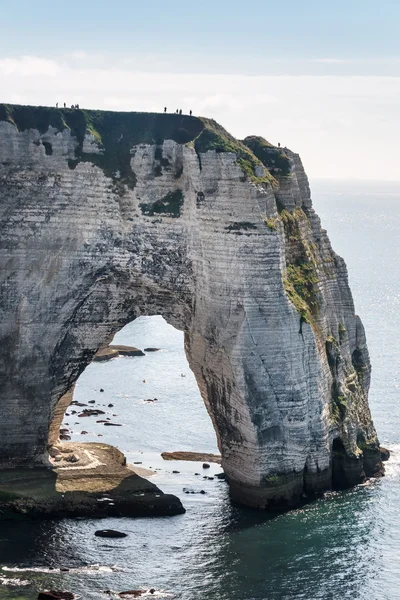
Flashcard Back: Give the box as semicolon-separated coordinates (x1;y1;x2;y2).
1;179;400;600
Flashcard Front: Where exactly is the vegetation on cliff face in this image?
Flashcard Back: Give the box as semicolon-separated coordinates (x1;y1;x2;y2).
0;104;280;189
0;104;317;322
279;208;319;323
194;118;277;185
242;135;291;177
0;104;203;189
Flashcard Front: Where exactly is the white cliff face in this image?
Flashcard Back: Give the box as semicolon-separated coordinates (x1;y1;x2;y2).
0;109;382;508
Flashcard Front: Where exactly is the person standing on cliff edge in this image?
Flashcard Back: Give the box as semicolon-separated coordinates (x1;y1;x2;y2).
164;107;167;113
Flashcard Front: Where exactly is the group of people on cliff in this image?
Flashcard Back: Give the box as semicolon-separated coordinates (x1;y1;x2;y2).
55;103;193;116
164;107;193;116
56;102;79;109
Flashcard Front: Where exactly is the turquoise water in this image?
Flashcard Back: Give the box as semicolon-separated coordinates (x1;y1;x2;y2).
1;180;400;599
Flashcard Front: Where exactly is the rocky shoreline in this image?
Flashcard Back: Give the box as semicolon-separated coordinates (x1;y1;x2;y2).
0;443;184;519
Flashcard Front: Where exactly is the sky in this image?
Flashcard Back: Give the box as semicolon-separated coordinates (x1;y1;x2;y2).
1;0;399;180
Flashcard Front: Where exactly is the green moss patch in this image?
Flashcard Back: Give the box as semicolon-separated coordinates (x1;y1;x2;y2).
280;208;319;323
333;394;348;419
194;118;277;186
243;135;291;176
140;190;184;218
263;216;278;230
284;263;318;320
338;322;347;343
262;473;287;486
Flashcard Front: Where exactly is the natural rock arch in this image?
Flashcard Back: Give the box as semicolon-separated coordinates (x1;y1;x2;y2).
0;105;383;508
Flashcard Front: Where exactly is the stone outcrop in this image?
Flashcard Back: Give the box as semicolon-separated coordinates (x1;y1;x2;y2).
93;344;144;361
0;442;184;518
161;451;222;464
0;104;383;509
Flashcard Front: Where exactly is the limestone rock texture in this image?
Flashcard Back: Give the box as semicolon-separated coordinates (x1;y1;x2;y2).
0;105;383;509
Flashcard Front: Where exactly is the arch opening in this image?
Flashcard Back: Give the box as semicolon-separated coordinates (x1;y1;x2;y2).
51;316;221;487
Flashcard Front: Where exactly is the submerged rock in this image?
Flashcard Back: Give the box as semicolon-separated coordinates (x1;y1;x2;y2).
38;591;75;600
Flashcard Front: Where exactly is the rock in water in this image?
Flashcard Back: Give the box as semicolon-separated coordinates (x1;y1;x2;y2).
38;592;75;600
161;451;221;463
93;347;120;361
0;105;383;509
380;447;390;461
95;530;128;538
109;345;145;356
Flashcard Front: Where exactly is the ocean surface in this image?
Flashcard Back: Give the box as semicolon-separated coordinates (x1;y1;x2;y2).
1;179;400;600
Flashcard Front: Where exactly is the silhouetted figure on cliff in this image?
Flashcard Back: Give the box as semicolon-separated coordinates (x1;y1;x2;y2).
56;102;58;108
63;102;66;108
176;109;179;114
164;107;167;113
179;109;182;115
190;110;192;116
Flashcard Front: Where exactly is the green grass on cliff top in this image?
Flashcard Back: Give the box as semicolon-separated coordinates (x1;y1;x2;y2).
0;104;280;186
243;135;291;177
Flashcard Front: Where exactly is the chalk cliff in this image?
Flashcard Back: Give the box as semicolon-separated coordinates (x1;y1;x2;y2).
0;104;383;509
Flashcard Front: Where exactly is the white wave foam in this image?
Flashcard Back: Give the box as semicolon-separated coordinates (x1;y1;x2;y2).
2;564;125;574
0;576;31;586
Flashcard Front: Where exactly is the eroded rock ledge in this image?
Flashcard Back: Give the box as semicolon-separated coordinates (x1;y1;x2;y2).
0;104;384;510
0;443;184;519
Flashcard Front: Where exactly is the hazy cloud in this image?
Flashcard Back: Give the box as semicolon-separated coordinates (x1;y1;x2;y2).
1;55;399;180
